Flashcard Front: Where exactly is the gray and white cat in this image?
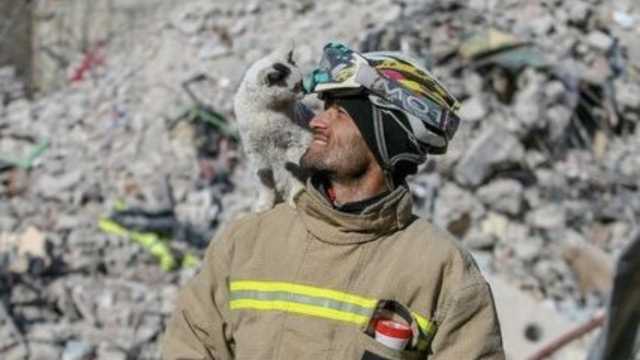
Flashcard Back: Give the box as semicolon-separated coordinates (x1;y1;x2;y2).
234;44;314;212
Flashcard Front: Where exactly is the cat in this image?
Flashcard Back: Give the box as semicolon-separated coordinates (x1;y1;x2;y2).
234;43;314;212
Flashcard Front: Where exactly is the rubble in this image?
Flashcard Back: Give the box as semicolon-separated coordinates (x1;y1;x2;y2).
1;0;639;359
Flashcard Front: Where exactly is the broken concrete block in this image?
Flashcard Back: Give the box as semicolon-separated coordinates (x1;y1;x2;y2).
476;179;524;215
454;126;525;187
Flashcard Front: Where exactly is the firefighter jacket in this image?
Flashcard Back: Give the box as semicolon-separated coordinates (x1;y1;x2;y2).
162;181;505;359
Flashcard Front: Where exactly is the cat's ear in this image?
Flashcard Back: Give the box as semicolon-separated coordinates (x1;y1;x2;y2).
273;40;296;63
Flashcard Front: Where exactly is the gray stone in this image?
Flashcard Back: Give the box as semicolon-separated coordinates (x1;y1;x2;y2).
96;342;127;360
458;96;487;123
614;79;640;110
586;31;614;52
513;235;543;262
35;170;85;200
433;183;485;237
526;204;567;230
544;80;566;103
535;168;568;190
30;342;63;360
567;1;590;24
525;150;546;169
3;342;29;360
513;69;545;131
528;15;554;35
62;340;95;360
454;126;525;187
476;179;524;215
546;105;572;141
0;215;17;231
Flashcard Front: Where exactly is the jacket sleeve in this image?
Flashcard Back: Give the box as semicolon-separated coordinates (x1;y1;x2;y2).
161;223;237;360
429;281;505;360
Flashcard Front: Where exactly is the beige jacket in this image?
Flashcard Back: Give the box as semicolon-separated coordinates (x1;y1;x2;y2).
162;182;504;359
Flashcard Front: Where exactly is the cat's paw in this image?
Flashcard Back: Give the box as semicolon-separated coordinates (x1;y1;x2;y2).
254;200;274;212
254;188;276;212
286;184;305;208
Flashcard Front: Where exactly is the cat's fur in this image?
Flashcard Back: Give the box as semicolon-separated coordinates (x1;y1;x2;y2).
234;44;314;212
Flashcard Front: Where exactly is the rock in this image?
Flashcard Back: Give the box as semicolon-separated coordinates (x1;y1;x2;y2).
528;15;554;35
546;105;572;141
35;170;85;200
466;234;497;251
513;69;545;131
526;204;567;230
454;125;525;187
586;31;614;52
0;215;17;231
514;235;543;262
62;340;95;360
198;41;230;59
614;79;640;110
458;96;487;123
433;182;485;237
544;80;566;103
476;179;524;215
30;342;63;360
481;212;510;241
96;342;127;360
567;1;590;25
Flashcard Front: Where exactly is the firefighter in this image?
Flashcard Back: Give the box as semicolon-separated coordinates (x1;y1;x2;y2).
163;42;504;359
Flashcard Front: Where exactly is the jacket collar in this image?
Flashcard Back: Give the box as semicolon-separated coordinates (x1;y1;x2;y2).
295;178;416;244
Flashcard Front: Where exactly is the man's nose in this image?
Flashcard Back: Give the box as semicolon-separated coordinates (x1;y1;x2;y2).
309;110;330;130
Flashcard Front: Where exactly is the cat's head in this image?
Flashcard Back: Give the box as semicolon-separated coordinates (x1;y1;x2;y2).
242;41;304;105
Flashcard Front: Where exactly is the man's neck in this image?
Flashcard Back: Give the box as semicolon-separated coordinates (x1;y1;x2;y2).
326;164;389;205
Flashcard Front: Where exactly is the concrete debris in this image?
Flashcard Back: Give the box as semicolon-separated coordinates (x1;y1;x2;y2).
586;31;615;52
454;125;525;187
1;0;639;359
476;179;524;215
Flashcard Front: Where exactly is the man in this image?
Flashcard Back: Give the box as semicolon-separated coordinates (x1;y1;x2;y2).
162;43;504;359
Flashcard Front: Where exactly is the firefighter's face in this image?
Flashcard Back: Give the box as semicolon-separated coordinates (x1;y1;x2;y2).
301;98;375;178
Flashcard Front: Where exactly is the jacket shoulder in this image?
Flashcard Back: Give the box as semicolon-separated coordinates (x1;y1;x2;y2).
403;218;486;285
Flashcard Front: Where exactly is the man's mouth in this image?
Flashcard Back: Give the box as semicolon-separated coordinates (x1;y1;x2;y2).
312;133;328;145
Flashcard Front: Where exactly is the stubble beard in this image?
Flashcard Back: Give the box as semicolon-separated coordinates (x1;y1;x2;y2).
300;135;371;181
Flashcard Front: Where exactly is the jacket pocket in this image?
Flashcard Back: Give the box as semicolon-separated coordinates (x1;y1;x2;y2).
351;299;427;360
356;330;422;360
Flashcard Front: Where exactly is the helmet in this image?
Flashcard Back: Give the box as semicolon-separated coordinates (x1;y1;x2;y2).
303;42;461;155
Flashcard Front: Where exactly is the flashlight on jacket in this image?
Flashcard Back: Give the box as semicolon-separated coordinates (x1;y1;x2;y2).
374;319;413;350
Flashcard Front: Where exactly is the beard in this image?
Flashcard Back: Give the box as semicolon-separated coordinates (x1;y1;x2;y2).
300;133;372;180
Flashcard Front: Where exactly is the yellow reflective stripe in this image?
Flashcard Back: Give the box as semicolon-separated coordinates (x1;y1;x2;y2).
230;280;377;309
230;280;436;337
412;312;436;336
230;299;369;326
